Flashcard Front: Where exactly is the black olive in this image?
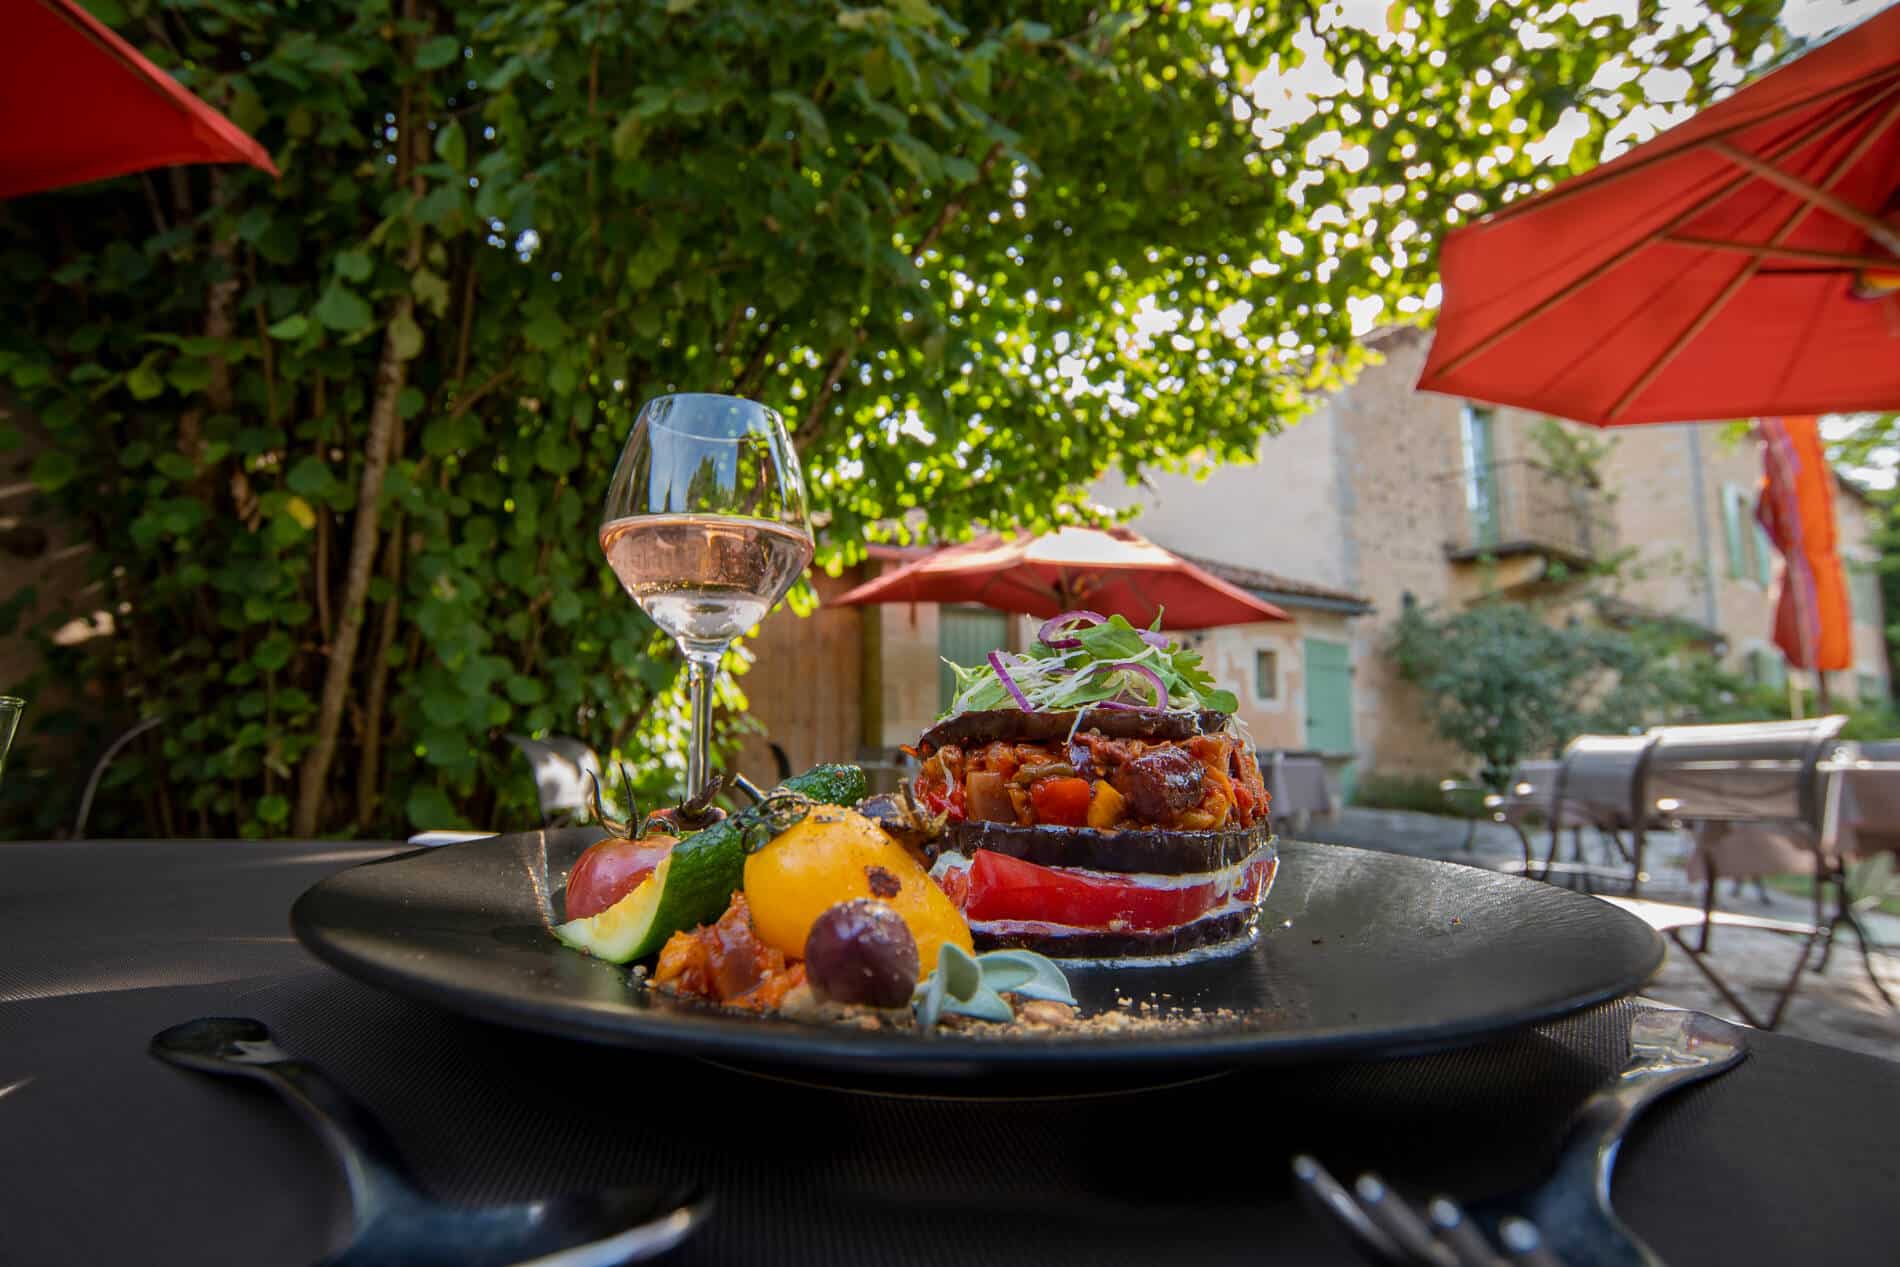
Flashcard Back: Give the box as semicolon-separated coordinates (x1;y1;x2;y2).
803;899;920;1008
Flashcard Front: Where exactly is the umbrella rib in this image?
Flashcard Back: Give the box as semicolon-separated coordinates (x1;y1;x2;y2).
1659;237;1900;270
1606;103;1900;421
1476;64;1900;227
1431;82;1900;379
1708;140;1900;255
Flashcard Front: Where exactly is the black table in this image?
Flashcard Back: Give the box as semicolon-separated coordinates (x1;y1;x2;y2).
3;839;1897;1266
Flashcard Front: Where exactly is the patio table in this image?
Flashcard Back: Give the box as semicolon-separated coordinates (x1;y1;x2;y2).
3;838;1898;1266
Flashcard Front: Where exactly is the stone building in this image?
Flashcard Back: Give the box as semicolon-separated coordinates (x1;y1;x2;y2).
1087;327;1892;786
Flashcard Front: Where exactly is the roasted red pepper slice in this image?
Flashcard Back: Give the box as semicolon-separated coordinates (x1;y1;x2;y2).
1028;776;1092;827
963;849;1270;932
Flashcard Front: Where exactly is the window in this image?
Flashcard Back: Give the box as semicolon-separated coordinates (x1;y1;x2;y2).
1255;649;1279;700
1858;672;1887;704
1849;564;1883;625
1460;404;1500;548
1720;484;1773;587
1720;483;1750;580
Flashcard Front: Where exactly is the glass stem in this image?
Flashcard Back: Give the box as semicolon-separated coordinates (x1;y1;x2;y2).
683;646;722;799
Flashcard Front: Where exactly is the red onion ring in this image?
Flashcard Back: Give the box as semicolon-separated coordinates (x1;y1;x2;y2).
1137;628;1171;649
1037;609;1107;650
1091;661;1169;710
988;650;1033;711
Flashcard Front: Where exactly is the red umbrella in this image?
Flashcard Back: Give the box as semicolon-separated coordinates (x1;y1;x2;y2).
1756;416;1852;674
2;0;278;199
1416;5;1900;425
832;526;1290;630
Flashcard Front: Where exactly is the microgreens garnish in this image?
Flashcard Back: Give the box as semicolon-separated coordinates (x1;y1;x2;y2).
942;610;1240;719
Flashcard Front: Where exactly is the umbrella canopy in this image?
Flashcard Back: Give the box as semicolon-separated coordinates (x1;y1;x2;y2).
1756;416;1852;672
1;0;278;199
833;526;1290;630
1417;5;1900;426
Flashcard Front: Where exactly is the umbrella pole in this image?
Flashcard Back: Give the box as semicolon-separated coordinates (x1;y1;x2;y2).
1816;670;1832;712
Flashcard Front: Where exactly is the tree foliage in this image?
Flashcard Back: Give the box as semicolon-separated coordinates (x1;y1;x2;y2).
1392;595;1900;786
0;0;1790;837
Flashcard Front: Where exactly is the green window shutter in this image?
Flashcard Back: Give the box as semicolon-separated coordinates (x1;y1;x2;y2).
938;607;1012;712
1754;522;1775;588
1767;653;1788;690
1720;485;1746;580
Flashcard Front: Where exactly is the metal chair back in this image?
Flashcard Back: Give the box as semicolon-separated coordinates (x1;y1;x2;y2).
1553;733;1657;829
1643;716;1849;835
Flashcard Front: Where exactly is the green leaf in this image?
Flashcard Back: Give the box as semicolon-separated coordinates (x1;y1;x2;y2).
405;782;466;829
973;949;1074;1003
397;386;426;419
333;249;373;283
127;361;165;400
388;310;425;361
167;359;213;393
314;283;373;333
267;314;310;340
256;794;290;826
252;632;295;672
522;310;566;350
938;941;982;999
153;453;197;481
434;121;467;171
285;457;335;497
770;91;830;147
611;112;646;160
414;36;462;71
411;269;451;318
30;450;78;493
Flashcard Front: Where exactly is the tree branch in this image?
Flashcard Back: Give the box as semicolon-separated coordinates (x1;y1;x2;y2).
293;285;418;836
913;141;1007;262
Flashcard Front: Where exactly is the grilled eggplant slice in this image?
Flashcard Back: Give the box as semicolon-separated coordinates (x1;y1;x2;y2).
917;707;1229;751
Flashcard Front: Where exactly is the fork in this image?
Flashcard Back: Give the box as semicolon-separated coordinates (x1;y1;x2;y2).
1293;1008;1748;1267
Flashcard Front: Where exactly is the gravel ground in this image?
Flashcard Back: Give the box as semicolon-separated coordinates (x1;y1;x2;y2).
1287;807;1900;1063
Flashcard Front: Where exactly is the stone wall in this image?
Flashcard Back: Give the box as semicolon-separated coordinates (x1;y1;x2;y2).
1324;329;1470;778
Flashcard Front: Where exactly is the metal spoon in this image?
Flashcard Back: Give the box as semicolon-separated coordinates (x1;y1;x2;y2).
151;1017;708;1267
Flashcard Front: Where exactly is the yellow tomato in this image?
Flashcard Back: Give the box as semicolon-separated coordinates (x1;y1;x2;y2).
743;806;973;968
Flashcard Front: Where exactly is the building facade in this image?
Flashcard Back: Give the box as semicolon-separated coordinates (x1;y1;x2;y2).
1088;327;1892;784
741;328;1890;790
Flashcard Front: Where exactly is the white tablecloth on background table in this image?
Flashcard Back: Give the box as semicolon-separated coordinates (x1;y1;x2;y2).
1265;754;1335;820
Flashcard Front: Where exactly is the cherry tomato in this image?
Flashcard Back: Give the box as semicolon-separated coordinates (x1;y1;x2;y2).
564;836;676;921
963;849;1273;932
1028;776;1092;827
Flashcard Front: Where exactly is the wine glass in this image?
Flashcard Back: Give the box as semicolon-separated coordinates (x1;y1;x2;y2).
599;395;813;798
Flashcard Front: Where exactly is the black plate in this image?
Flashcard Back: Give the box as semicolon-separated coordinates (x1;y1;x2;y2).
291;829;1662;1077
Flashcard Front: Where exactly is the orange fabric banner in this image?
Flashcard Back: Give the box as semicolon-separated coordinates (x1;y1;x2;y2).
1755;417;1852;672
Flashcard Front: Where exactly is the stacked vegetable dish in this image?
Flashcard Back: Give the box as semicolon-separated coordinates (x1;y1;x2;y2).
554;613;1275;1026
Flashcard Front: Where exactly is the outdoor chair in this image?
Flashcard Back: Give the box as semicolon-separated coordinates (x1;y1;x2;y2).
1634;717;1895;1027
1436;777;1491;851
1539;734;1664;895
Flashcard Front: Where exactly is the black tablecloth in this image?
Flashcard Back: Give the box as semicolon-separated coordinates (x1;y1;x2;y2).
3;839;1897;1266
